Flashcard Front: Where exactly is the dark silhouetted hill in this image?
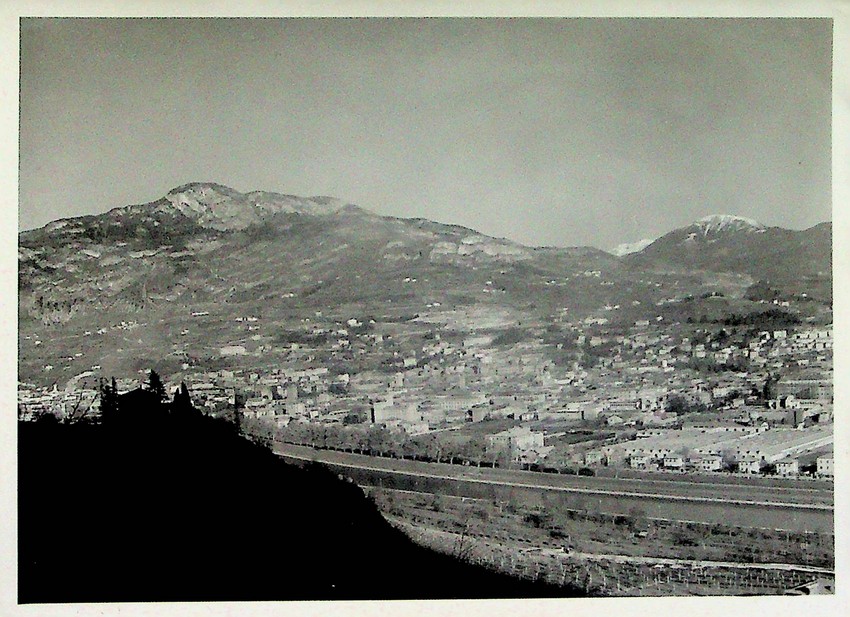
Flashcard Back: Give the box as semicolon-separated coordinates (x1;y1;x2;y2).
19;406;583;603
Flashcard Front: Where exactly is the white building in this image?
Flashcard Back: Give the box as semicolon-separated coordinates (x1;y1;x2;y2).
776;458;800;477
630;454;651;470
817;453;834;477
738;457;761;474
663;455;685;470
488;427;546;458
696;456;722;472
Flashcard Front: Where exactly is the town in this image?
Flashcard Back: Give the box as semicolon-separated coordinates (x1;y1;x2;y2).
19;301;834;481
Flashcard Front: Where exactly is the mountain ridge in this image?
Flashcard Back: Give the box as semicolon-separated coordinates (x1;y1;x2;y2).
21;181;830;253
17;183;831;387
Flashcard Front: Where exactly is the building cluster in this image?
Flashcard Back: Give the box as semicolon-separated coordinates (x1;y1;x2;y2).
19;307;833;478
599;423;834;477
17;382;100;421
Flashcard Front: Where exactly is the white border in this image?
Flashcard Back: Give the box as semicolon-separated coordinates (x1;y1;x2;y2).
1;2;846;617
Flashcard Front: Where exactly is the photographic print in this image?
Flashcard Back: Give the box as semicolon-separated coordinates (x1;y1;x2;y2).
12;6;837;608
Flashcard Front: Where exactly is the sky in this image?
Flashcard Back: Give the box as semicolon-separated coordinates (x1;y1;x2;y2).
19;17;832;250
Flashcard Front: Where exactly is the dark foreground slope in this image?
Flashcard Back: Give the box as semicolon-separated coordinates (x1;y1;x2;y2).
19;412;583;603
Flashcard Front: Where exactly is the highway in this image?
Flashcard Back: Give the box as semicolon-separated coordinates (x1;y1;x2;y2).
274;443;834;533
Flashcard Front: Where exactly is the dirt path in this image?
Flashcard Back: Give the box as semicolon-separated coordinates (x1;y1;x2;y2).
542;547;833;574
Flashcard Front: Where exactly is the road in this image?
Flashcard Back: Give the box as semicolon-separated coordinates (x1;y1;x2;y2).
565;550;833;574
273;443;832;507
274;443;834;533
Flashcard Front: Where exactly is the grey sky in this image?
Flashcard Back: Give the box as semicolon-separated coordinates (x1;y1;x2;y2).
19;17;832;250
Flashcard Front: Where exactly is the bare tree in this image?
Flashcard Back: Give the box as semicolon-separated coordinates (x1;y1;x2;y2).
454;518;474;562
63;390;96;424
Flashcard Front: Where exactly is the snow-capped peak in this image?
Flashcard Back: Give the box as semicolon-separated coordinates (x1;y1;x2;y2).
694;214;765;236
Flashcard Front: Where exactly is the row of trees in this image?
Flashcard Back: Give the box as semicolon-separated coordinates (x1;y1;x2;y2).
241;416;517;468
243;418;601;475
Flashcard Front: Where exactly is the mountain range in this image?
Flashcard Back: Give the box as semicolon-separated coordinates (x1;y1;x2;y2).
18;183;831;386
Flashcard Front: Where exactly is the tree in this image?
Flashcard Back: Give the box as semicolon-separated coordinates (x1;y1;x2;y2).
366;425;392;456
387;432;409;459
342;411;362;425
626;506;647;532
463;436;488;466
666;393;708;415
666;394;687;414
443;440;461;465
281;421;309;445
485;440;511;468
454;519;474;562
323;425;345;450
232;390;245;432
100;377;119;423
763;374;780;401
243;416;276;448
720;449;738;472
344;426;367;454
171;382;194;416
63;390;95;424
412;433;439;462
147;370;167;403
